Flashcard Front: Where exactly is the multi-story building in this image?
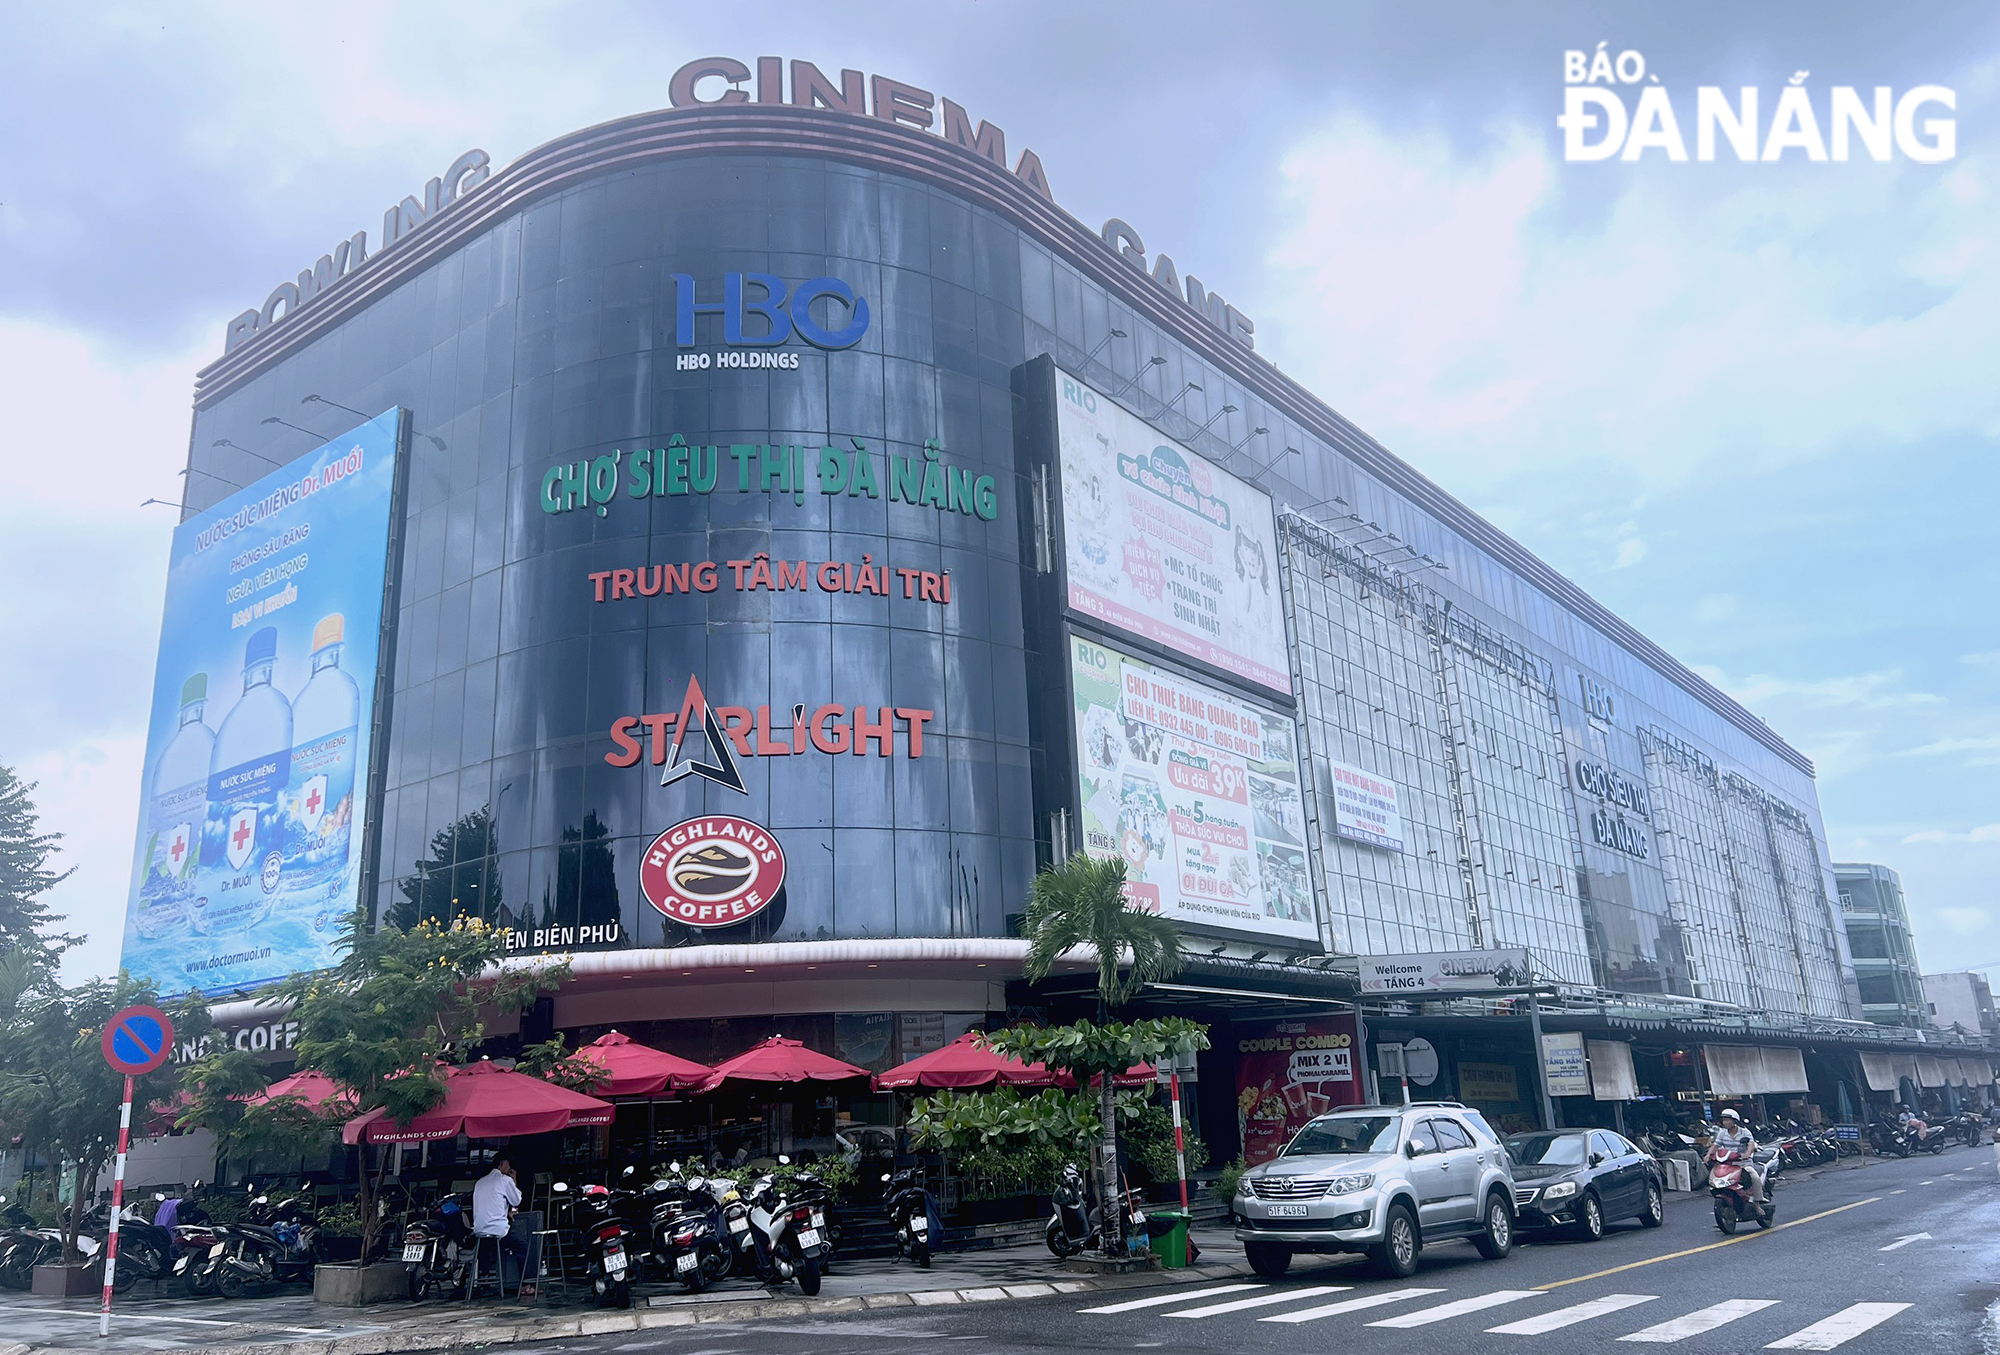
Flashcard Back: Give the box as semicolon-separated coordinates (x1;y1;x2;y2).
1924;970;1999;1039
128;56;1986;1170
1834;863;1929;1028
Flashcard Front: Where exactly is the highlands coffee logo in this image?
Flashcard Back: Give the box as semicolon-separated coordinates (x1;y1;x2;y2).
640;815;786;928
1559;46;1956;163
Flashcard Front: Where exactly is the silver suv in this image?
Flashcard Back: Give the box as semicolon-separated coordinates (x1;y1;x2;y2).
1232;1102;1517;1278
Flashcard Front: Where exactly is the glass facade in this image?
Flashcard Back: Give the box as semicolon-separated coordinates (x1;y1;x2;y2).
182;131;1858;1021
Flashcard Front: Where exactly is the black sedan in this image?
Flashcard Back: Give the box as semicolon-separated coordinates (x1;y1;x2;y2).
1504;1129;1666;1241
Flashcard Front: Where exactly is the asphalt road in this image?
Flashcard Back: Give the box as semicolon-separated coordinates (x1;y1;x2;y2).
595;1144;2000;1355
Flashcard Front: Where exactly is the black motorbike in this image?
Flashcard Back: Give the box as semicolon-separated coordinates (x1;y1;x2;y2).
571;1181;641;1308
0;1196;60;1292
647;1166;729;1293
399;1194;473;1301
1867;1117;1914;1158
206;1190;320;1296
882;1168;938;1269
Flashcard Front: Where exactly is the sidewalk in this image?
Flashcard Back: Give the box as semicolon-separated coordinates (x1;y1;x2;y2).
1;1227;1252;1355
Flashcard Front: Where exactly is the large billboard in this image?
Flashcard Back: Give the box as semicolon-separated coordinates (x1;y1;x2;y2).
1070;633;1316;942
1053;367;1290;695
122;412;401;996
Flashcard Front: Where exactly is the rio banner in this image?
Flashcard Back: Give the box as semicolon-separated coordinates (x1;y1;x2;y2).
1053;366;1289;695
1070;633;1315;942
121;411;401;996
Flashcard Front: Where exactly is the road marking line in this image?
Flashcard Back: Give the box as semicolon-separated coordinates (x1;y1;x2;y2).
1889;1188;1905;1194
1260;1288;1444;1324
1919;1181;1933;1186
1080;1284;1262;1314
0;1304;237;1327
1165;1285;1346;1318
1534;1198;1881;1290
1764;1302;1913;1350
1486;1293;1658;1335
1619;1299;1782;1343
1879;1232;1930;1251
1366;1289;1542;1328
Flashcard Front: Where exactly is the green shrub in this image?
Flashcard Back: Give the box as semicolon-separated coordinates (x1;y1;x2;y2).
1211;1156;1248;1203
1122;1103;1210;1185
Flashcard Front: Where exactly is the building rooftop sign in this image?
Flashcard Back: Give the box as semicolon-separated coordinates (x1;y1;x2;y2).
667;56;1258;352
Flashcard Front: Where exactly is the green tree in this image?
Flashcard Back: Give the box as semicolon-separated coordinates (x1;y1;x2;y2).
273;906;565;1261
995;853;1203;1253
177;1048;343;1181
0;766;77;968
0;975;209;1264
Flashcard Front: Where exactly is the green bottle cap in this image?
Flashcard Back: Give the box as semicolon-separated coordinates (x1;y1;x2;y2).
180;673;208;705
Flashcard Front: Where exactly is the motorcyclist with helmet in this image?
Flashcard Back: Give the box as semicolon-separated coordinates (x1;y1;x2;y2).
1707;1108;1768;1210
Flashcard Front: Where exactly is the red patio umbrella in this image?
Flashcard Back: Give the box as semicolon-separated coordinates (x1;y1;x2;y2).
245;1069;353;1109
1054;1063;1158;1090
575;1031;713;1097
873;1032;1059;1091
695;1036;869;1094
341;1059;615;1144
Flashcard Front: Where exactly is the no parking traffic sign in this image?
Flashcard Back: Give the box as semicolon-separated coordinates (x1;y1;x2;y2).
100;1004;175;1076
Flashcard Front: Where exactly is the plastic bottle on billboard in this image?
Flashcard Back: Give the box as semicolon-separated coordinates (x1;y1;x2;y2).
134;673;213;940
197;626;292;934
283;614;361;901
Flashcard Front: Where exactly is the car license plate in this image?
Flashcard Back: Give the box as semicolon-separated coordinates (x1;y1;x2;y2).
728;1217;749;1233
675;1252;697;1272
401;1244;426;1263
1266;1204;1310;1217
797;1228;821;1249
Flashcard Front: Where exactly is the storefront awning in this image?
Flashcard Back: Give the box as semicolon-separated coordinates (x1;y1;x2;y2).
1859;1052;1900;1092
1587;1040;1637;1101
1916;1056;1950;1089
1703;1044;1808;1097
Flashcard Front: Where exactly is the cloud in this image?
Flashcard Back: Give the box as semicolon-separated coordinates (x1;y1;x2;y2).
1255;101;2000;495
1692;666;1944;711
1612;538;1647;568
1896;735;2000;757
1936;907;1991;935
1899;824;2000;844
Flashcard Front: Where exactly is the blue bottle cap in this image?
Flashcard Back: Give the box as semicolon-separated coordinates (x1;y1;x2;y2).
245;627;278;667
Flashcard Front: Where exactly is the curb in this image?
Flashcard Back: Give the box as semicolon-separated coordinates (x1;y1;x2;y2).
103;1262;1256;1355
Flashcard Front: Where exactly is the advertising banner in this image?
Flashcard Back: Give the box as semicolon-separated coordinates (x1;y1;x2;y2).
1053;367;1289;695
1234;1017;1361;1164
1541;1031;1591;1097
1458;1061;1521;1103
1357;947;1536;995
121;411;401;996
1070;634;1316;942
1329;760;1405;852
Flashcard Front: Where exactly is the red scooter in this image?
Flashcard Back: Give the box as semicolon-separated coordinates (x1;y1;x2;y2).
1708;1145;1777;1234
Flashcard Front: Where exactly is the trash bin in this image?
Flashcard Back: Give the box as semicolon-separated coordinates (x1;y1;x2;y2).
1147;1210;1191;1268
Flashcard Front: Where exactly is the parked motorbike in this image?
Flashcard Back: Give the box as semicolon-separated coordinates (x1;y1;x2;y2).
1044;1162;1146;1258
97;1201;172;1294
399;1194;473;1301
0;1196;61;1292
205;1189;320;1296
1708;1145;1779;1233
646;1164;729;1293
740;1163;824;1296
570;1180;642;1308
882;1168;939;1269
1944;1110;1988;1146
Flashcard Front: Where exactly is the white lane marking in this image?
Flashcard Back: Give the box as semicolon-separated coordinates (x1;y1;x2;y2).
1367;1290;1543;1328
0;1304;237;1327
1620;1299;1782;1343
1080;1284;1262;1314
1889;1188;1906;1194
1879;1232;1931;1251
1765;1302;1913;1350
1919;1180;1934;1186
1486;1293;1658;1335
1165;1285;1346;1318
1260;1287;1445;1324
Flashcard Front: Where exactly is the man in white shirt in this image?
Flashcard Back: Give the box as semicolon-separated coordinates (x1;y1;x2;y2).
472;1157;530;1291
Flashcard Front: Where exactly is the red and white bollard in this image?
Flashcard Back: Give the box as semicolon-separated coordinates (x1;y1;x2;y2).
1170;1072;1190;1265
99;1075;133;1337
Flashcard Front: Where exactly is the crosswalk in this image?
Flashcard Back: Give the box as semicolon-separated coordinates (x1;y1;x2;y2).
1079;1282;1912;1349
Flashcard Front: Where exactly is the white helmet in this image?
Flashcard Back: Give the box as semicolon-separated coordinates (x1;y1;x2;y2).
1719;1108;1741;1121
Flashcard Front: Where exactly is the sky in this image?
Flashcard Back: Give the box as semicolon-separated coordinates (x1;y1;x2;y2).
2;1;1997;989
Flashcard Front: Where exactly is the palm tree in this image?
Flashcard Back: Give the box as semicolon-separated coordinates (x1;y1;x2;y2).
1019;853;1186;1252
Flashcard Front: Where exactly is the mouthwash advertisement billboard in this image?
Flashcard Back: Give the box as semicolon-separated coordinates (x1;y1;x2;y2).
1069;632;1317;943
121;411;401;996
